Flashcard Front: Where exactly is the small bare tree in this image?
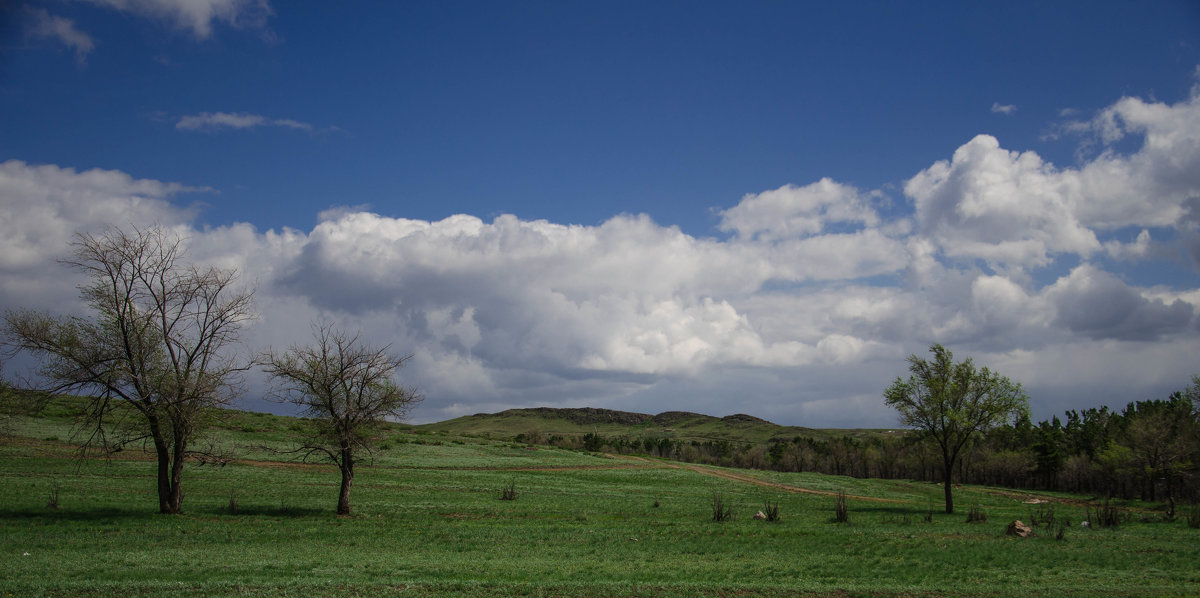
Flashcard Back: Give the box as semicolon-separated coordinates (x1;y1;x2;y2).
261;324;421;515
2;226;255;514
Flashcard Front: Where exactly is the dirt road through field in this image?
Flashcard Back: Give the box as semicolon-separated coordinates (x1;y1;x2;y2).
614;454;906;503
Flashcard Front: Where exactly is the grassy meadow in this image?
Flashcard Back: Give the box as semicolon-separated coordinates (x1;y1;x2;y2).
1;401;1197;596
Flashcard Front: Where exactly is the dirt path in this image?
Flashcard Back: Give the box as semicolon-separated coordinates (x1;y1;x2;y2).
394;463;658;472
614;455;907;504
975;487;1114;509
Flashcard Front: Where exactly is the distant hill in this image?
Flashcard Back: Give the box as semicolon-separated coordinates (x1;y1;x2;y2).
417;406;900;445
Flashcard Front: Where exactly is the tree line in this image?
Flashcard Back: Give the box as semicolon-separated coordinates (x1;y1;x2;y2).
532;346;1198;516
547;383;1199;516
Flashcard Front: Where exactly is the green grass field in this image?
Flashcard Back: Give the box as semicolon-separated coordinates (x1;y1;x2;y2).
1;403;1197;596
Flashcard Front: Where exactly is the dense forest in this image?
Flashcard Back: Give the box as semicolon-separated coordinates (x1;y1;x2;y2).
524;379;1200;515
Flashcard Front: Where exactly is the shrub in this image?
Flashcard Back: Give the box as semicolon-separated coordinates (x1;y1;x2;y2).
833;491;848;523
500;479;518;501
46;481;60;510
762;500;781;523
227;486;239;515
1029;504;1070;537
1090;500;1121;528
1187;503;1200;529
278;498;297;516
711;493;734;522
1029;504;1056;528
1084;500;1114;528
966;505;986;523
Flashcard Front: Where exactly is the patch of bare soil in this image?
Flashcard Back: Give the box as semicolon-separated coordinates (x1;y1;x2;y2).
403;463;657;472
232;458;330;472
614;455;906;503
978;488;1095;508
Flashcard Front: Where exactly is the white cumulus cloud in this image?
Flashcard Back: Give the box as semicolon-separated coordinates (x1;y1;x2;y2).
719;178;880;241
905;134;1102;268
0;160;201;311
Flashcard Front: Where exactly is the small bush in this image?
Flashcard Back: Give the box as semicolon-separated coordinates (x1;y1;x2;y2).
278;498;297;516
500;479;518;501
833;491;849;524
1029;504;1070;537
652;499;660;508
46;481;60;510
966;506;986;523
711;493;734;522
1089;500;1122;528
1030;504;1056;528
763;500;781;523
227;486;239;515
1187;503;1200;529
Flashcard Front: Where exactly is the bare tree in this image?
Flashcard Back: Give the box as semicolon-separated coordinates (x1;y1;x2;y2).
261;324;421;515
884;344;1028;514
2;227;255;514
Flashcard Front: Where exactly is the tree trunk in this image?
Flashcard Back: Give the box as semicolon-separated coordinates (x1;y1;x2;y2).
942;445;955;514
154;438;176;514
167;430;187;514
150;420;182;515
337;447;354;515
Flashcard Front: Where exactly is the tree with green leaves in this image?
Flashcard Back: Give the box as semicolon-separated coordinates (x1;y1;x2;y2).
884;344;1029;513
261;324;422;515
2;227;255;514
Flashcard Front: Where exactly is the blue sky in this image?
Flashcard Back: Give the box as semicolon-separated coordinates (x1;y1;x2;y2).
2;1;1200;426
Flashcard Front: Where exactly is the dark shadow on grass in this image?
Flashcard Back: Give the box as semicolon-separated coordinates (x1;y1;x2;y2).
0;505;328;521
207;505;327;517
0;507;172;522
846;505;933;516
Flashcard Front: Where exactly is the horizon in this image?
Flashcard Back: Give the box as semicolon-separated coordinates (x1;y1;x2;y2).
2;2;1200;427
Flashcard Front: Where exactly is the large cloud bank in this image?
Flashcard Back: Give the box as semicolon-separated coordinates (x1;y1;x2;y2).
3;89;1200;426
